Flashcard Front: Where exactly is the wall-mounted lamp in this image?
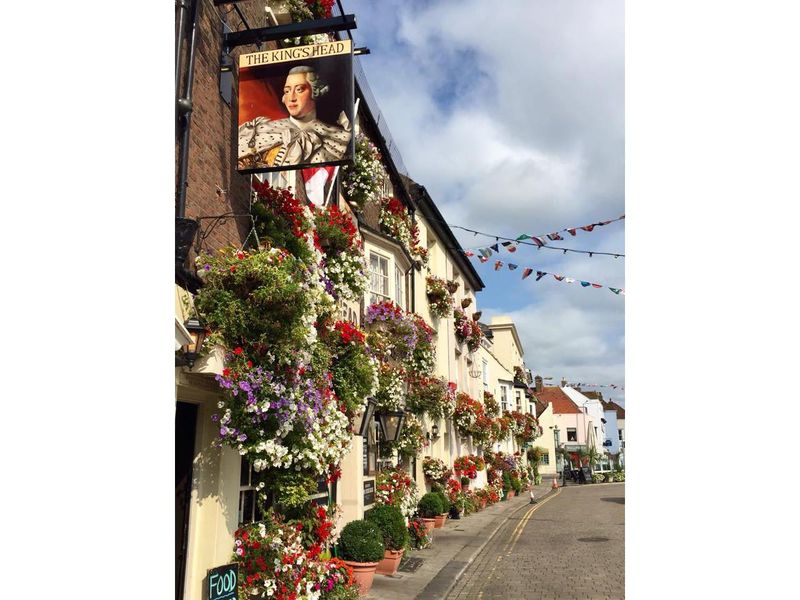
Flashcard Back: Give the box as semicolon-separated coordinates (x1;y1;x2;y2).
357;398;377;437
431;423;440;439
176;318;207;368
376;410;405;443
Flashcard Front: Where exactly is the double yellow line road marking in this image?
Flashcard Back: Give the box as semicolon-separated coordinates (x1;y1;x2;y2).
477;489;562;598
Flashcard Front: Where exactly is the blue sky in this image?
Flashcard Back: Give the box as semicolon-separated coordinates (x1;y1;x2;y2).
345;0;625;404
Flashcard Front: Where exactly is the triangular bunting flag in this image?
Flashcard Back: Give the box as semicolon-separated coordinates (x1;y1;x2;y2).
490;243;500;252
501;241;513;247
494;260;504;271
516;234;531;241
479;256;489;263
567;228;577;236
580;281;591;287
553;274;565;281
619;290;626;296
464;251;475;257
547;233;563;241
535;271;547;281
609;288;621;294
522;268;533;279
591;283;602;288
479;248;491;258
581;225;595;232
530;236;545;247
565;277;576;283
508;263;518;271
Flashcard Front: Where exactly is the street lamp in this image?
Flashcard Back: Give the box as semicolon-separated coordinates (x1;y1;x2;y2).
552;425;565;487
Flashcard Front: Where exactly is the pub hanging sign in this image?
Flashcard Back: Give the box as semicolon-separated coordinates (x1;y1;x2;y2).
237;39;354;174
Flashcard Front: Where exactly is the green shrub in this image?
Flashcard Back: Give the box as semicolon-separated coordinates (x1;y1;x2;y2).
605;473;615;483
511;474;523;493
591;473;605;484
418;492;444;518
434;491;450;514
365;504;409;551
338;519;385;563
614;471;625;482
502;471;512;492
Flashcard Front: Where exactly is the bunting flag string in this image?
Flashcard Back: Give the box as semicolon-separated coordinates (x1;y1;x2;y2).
571;382;625;391
445;214;625;257
463;252;624;297
460;239;623;258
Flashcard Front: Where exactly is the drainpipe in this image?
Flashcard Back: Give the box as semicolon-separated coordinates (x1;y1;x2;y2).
176;0;200;218
175;0;189;93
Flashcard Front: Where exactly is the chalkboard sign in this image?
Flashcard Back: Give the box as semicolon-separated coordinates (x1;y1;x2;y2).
363;479;375;506
581;466;592;479
208;563;238;600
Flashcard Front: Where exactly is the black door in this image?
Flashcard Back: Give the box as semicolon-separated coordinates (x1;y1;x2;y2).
176;402;198;600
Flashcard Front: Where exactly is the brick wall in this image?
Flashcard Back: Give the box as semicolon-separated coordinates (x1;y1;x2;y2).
177;1;277;256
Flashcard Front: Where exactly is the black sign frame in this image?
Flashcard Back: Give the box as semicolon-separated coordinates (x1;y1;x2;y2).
208;563;238;600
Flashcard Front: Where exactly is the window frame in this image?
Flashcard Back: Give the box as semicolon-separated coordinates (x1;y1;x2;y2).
368;251;391;305
566;428;578;442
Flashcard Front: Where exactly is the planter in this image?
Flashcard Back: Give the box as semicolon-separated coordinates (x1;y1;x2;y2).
343;560;379;598
376;548;404;577
434;513;447;528
421;517;436;537
480;499;487;510
449;507;462;520
507;490;515;499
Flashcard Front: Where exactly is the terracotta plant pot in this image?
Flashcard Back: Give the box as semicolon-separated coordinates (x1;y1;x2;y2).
434;513;447;528
376;548;404;577
421;517;436;537
343;560;379;598
480;499;487;510
507;490;515;499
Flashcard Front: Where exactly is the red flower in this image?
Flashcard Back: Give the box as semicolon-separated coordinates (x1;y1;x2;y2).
246;360;253;369
223;368;231;377
234;347;244;356
229;266;236;273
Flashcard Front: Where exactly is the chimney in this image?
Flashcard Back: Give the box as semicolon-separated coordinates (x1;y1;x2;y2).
534;375;543;393
561;378;567;388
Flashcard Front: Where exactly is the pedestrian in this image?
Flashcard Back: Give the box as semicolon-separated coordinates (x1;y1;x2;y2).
578;468;587;484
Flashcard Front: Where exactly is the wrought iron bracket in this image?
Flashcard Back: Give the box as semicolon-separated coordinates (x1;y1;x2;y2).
222;14;357;54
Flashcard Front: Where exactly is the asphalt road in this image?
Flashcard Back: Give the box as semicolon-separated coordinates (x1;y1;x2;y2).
447;484;625;600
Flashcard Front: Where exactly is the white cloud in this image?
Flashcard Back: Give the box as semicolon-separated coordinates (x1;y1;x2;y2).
347;0;625;397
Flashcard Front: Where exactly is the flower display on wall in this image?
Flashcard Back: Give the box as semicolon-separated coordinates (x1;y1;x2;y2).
506;410;543;445
375;466;420;520
340;134;384;211
405;376;456;422
425;275;454;319
379;197;429;268
193;183;378;578
387;412;425;458
315;205;369;302
453;392;485;439
453;455;485;480
483;390;500;418
453;308;483;352
233;511;357;599
422;456;452;485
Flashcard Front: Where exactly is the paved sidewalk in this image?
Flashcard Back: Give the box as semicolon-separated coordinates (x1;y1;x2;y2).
367;481;558;600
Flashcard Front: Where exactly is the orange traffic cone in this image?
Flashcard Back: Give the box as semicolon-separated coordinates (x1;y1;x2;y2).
552;477;559;489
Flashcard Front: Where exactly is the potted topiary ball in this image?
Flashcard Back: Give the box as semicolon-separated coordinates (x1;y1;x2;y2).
417;492;444;537
338;519;386;597
433;491;450;528
366;504;411;577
